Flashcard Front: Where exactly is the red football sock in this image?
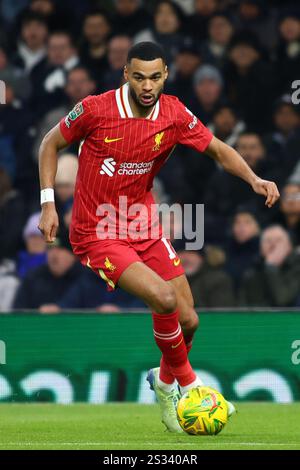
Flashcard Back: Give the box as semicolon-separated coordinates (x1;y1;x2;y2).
159;356;174;384
184;334;194;355
153;311;196;387
159;333;195;384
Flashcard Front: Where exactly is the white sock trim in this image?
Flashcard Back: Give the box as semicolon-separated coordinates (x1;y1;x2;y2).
157;376;176;392
179;376;204;395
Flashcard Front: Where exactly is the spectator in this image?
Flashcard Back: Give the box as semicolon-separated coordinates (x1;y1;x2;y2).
32;66;97;160
13;235;82;310
166;40;201;104
224;32;278;132
276;10;300;93
0;45;31;101
272;182;300;247
190;64;224;124
13;12;48;73
236;0;278;52
30;31;80;116
263;96;300;181
177;246;235;307
152;149;187;205
225;209;260;290
0;80;34;182
239;225;300;307
17;212;47;278
79;9;111;86
201;12;234;68
0;168;25;264
161;141;217;206
54;153;78;225
102;35;132;91
204;132;280;244
189;0;218;42
112;0;152;38
1;0;29;29
63;65;97;106
25;0;75;32
172;0;194;15
208;105;245;147
134;1;186;65
54;268;146;311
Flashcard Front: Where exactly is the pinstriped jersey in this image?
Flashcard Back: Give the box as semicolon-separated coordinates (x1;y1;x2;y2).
59;82;213;245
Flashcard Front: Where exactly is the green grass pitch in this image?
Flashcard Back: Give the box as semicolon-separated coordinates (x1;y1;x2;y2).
0;403;300;450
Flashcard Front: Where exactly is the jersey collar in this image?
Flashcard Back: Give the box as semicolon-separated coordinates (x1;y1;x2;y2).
116;82;160;121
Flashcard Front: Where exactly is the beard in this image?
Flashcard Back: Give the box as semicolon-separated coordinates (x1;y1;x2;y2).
129;84;164;110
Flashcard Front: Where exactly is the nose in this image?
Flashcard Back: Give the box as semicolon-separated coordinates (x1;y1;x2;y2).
143;79;152;92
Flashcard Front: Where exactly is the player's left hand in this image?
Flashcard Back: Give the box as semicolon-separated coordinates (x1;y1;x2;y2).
251;178;280;208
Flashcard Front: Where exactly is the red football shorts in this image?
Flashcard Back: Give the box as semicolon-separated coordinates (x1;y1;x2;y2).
72;237;185;291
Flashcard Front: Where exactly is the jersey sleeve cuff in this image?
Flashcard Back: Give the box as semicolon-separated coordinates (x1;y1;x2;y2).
203;130;214;151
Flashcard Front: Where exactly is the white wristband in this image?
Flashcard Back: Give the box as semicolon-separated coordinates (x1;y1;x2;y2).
40;188;55;205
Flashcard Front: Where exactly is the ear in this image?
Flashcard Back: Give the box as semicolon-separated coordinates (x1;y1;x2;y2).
164;65;168;81
124;65;129;81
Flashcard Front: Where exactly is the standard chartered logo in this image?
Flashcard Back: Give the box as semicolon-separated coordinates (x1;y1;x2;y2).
0;340;6;365
100;159;154;177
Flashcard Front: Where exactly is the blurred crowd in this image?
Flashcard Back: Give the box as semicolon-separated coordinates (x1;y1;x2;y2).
0;0;300;312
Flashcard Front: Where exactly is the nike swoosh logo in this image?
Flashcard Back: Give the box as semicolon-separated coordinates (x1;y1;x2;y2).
171;338;183;349
173;258;181;266
104;137;123;143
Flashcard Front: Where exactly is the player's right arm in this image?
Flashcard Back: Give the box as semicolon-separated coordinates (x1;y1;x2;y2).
38;95;97;242
38;124;69;243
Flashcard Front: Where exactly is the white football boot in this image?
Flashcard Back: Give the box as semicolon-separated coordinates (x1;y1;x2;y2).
147;367;183;433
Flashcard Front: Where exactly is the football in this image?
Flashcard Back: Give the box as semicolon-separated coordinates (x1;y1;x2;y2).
177;386;228;435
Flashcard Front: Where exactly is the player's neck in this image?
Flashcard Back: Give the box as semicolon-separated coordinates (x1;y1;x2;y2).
128;93;155;119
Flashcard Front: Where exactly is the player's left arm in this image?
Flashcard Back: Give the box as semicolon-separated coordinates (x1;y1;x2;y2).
205;136;280;208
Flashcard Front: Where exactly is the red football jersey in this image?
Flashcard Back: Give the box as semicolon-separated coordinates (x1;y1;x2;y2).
59;83;213;247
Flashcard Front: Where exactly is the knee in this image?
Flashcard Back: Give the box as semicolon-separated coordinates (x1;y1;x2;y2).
180;308;199;334
150;284;177;314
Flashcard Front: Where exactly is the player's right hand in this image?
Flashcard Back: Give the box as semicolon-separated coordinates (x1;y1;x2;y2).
38;203;59;243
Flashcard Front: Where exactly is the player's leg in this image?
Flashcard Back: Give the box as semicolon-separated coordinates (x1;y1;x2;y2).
118;262;196;388
167;274;236;417
169;273;199;346
133;237;238;418
77;239;190;374
159;273;200;386
117;261;201;432
118;261;194;386
133;238;202;390
117;261;176;312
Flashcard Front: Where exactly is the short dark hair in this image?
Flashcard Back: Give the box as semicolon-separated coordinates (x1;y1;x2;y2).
127;42;166;64
84;8;112;24
49;30;75;48
236;131;263;145
21;11;48;28
67;65;94;81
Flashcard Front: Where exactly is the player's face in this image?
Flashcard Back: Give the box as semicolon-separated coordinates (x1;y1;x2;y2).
124;58;168;109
